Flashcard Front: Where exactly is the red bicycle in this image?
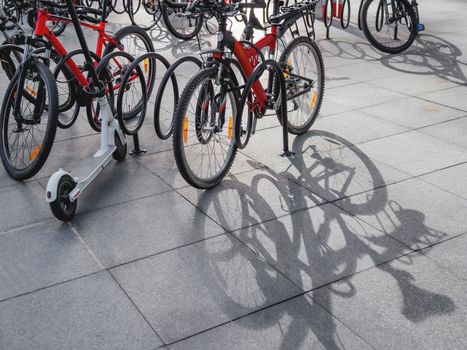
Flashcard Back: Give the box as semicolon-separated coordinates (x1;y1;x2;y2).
31;0;155;130
171;0;324;188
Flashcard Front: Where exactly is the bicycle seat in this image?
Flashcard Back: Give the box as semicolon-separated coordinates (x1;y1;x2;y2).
269;12;288;25
269;0;316;24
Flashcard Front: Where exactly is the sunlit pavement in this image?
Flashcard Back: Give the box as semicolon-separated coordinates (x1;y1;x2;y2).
1;0;467;348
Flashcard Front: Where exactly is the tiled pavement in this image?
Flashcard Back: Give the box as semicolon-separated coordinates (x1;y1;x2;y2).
1;0;467;349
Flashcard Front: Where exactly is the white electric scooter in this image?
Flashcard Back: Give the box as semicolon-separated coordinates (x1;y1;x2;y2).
45;0;130;221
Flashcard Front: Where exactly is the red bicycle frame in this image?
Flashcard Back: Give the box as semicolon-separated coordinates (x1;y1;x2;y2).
33;8;119;88
213;21;279;111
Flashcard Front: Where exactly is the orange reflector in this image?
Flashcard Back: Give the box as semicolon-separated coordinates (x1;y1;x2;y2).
228;115;233;140
27;86;37;97
183;117;188;144
144;58;149;73
310;91;317;110
29;145;41;161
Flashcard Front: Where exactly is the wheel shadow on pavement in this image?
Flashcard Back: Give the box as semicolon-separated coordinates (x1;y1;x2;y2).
186;130;455;348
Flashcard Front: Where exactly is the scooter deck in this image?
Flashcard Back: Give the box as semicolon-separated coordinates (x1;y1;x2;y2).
71;146;117;182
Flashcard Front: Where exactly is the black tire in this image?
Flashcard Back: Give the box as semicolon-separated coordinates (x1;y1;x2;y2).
172;67;238;189
0;60;58;180
50;174;77;221
161;1;203;40
340;0;350;29
0;44;23;80
276;37;325;135
361;0;418;54
103;25;156;96
112;131;127;161
154;56;202;140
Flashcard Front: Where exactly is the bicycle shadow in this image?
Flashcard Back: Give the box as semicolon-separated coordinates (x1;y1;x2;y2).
318;32;467;85
188;130;454;348
379;34;467;84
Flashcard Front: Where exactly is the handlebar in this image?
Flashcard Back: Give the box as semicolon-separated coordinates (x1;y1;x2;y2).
36;0;103;20
163;0;265;15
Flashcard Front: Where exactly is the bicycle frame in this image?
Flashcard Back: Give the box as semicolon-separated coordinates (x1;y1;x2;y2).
211;23;277;113
211;1;311;113
33;7;119;88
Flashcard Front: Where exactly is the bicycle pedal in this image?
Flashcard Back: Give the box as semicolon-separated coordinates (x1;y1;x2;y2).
416;23;425;32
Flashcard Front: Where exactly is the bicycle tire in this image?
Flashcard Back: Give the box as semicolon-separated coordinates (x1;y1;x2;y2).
161;1;203;40
172;67;238;189
361;0;418;54
102;25;156;96
0;60;58;180
276;37;325;135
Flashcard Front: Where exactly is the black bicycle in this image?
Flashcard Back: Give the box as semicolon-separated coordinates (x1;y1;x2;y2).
0;20;58;179
171;0;324;189
360;0;422;53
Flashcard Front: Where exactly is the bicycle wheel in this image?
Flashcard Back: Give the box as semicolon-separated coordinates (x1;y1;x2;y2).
340;0;350;29
129;0;161;30
277;37;325;135
161;1;203;40
103;25;156;97
172;67;238;189
0;60;58;180
361;0;418;54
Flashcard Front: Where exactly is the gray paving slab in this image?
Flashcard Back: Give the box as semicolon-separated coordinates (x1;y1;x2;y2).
140;149;264;190
323;82;406;110
419;85;467;112
73;191;225;267
39;157;171;214
352;129;467;176
359;96;466;129
265;130;411;203
0;181;50;232
0;221;101;301
33;134;102;180
368;71;459;96
0;272;161;350
111;235;302;343
418;116;467;149
177;168;323;232
310;251;467;350
419;162;467;200
334;177;467;250
0;165;17;188
233;201;410;291
327;60;404;84
319;98;354;117
313;109;409;145
54;116;97;142
169;295;373;350
423;232;467;281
